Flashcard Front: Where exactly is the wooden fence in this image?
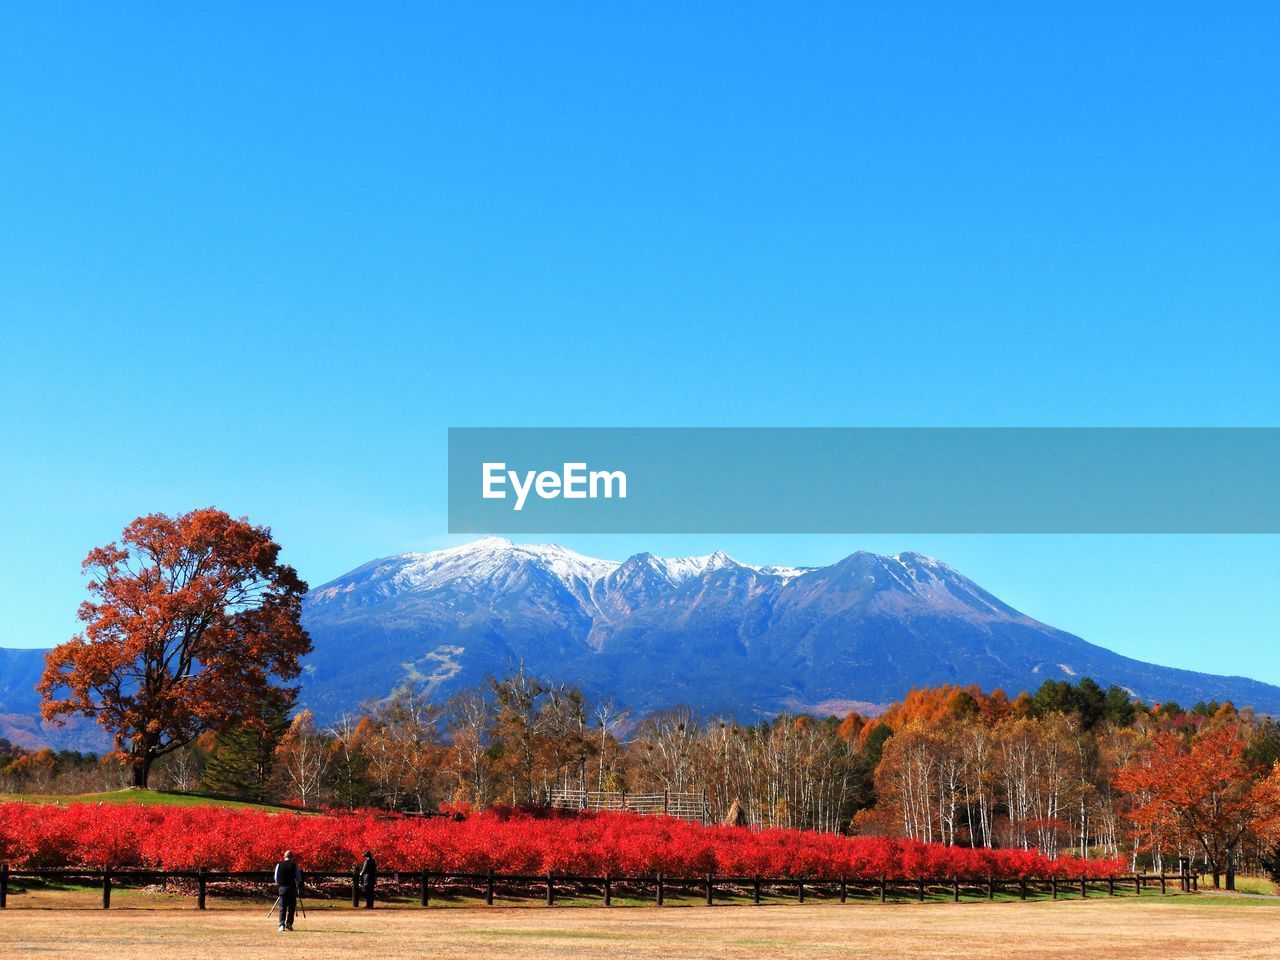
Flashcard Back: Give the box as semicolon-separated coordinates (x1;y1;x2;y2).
0;864;1196;910
547;789;709;823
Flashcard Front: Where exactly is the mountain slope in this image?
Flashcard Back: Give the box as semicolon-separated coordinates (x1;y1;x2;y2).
298;538;1280;722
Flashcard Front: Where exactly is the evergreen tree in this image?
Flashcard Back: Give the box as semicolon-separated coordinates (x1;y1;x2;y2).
1103;685;1138;726
848;723;892;815
203;690;295;800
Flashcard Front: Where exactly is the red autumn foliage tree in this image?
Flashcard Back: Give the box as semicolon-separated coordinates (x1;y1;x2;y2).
38;508;310;788
1115;723;1265;889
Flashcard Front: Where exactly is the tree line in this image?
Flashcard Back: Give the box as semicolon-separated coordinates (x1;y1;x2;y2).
10;669;1280;889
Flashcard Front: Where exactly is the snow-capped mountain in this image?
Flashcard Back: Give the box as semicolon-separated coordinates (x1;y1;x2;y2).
4;537;1278;747
295;538;1280;723
313;538;801;601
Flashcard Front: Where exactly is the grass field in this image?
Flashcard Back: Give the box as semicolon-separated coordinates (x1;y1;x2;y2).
0;787;298;810
4;894;1279;959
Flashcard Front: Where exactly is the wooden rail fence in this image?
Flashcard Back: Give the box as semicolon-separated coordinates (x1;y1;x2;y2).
0;864;1196;910
547;789;709;823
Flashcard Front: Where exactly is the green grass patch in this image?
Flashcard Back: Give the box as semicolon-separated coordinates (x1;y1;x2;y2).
1227;875;1278;896
0;787;303;811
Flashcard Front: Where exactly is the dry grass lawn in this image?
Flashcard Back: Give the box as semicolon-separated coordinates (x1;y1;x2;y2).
5;896;1279;960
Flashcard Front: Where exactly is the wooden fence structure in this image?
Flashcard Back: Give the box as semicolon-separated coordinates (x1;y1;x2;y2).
547;789;709;823
0;864;1196;910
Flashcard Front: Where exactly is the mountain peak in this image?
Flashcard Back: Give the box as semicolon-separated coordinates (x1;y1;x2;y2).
340;540;962;598
631;549;741;585
369;538;620;597
469;535;515;551
891;550;949;572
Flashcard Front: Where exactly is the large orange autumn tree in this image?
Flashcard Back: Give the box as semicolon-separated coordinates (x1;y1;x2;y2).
38;508;310;788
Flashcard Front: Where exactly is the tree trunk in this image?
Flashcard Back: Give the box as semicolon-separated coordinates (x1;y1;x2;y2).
1226;857;1236;891
131;755;151;788
1211;864;1221;889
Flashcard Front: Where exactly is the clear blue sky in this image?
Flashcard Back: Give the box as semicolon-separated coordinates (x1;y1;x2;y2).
1;6;1276;684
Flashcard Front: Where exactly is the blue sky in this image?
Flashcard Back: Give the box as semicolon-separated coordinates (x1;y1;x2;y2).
0;6;1276;684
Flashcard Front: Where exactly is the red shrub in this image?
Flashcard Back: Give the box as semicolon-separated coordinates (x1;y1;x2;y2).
0;802;1124;879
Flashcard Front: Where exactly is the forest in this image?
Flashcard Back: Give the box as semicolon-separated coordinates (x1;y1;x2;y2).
6;672;1280;889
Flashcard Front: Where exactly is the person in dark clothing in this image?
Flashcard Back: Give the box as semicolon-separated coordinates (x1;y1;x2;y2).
273;850;303;931
359;850;378;908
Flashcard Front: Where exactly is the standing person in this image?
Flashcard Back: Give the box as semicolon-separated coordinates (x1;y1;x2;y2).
273;850;303;931
359;850;378;908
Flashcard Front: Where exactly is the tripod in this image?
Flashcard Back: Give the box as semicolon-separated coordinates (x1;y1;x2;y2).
267;892;308;921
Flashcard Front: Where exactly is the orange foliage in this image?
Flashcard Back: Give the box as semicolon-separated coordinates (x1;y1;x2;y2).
38;508;310;787
855;684;1016;746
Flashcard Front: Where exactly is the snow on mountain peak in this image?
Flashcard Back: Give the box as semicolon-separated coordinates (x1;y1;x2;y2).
388;537;617;593
513;541;620;583
755;564;811;582
642;551;736;584
361;539;834;597
892;551;946;570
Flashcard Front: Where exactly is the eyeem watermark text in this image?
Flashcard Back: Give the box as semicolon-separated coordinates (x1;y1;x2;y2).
481;462;628;511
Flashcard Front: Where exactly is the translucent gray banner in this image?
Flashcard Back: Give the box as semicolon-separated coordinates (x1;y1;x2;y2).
447;428;1280;533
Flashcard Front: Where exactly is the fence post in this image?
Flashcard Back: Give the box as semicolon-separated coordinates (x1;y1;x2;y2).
705;873;714;906
1192;874;1198;892
197;866;207;910
352;869;360;907
1160;874;1167;895
839;877;847;904
102;867;111;909
1019;878;1027;901
420;870;429;907
656;873;664;907
1134;874;1141;896
545;873;554;906
486;868;495;906
603;874;611;907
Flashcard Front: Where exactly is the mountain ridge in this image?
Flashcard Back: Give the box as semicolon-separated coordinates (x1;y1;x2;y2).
297;538;1280;723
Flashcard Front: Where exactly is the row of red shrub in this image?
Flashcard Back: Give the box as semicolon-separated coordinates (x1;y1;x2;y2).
0;803;1124;879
